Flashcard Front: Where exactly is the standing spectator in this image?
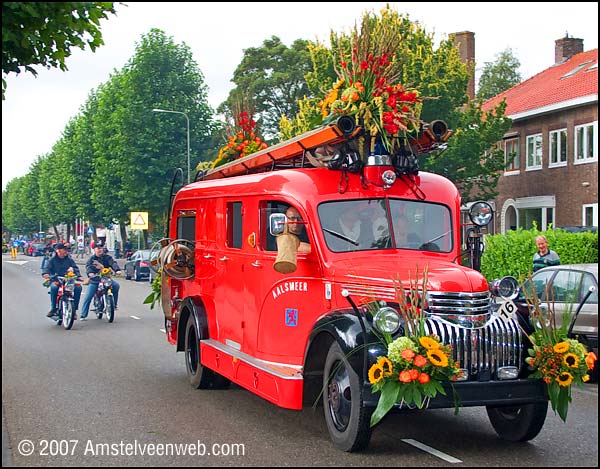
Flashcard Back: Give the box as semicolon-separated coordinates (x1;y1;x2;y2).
532;235;561;272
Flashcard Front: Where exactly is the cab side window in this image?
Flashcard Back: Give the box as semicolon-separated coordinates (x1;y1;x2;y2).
177;211;196;242
262;200;290;251
227;202;243;248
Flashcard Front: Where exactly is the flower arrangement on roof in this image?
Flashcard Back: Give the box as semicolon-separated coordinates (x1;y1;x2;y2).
211;111;269;168
320;11;423;157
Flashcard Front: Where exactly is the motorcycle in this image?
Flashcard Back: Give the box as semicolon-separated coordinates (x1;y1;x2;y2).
45;273;81;330
91;268;117;323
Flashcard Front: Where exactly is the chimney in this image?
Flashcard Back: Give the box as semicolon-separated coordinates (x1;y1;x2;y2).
555;34;584;64
451;31;475;100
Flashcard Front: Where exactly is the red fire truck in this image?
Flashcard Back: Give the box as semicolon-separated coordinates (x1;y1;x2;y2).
152;118;548;452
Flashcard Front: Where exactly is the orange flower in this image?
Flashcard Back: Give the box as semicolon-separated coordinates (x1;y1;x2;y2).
418;373;430;384
401;348;415;361
586;352;597;370
413;354;427;367
398;370;412;383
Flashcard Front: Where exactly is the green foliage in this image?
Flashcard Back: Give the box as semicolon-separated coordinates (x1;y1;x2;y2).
222;36;313;140
481;228;598;281
423;100;512;202
476;48;522;101
2;2;117;99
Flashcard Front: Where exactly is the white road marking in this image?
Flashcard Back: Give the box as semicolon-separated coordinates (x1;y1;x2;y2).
401;439;462;463
159;329;166;333
5;260;29;265
130;315;141;320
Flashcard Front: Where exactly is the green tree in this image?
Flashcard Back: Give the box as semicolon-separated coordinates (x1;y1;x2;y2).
476;48;522;101
91;28;217;240
282;5;510;201
222;36;313;140
2;2;117;99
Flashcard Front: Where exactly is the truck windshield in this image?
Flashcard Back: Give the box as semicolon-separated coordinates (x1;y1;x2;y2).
317;199;453;253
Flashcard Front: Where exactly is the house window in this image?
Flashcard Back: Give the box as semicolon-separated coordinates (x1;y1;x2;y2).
583;204;598;226
227;202;243;248
575;122;597;163
504;138;520;172
526;134;542;170
518;207;555;230
549;129;567;167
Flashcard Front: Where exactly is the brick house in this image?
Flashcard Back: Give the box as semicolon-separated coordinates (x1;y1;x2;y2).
481;36;598;233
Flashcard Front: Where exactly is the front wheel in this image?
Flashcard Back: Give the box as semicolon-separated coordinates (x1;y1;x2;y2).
106;294;115;323
61;299;75;330
486;402;548;442
184;314;230;389
323;341;372;452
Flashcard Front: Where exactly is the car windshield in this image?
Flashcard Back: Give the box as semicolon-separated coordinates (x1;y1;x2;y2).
317;198;453;253
137;251;151;260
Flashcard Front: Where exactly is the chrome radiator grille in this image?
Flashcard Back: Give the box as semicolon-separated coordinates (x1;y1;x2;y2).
423;315;523;379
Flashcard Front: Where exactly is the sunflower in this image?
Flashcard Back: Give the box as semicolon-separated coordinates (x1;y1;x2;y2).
419;336;440;350
101;267;111;276
563;353;579;368
427;349;449;367
556;372;573;387
377;357;393;376
368;363;385;384
553;342;569;354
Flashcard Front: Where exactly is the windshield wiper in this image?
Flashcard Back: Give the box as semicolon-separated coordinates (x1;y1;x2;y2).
323;228;359;246
422;229;451;245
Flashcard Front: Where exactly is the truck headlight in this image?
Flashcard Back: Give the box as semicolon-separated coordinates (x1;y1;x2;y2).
490;276;519;300
373;307;401;334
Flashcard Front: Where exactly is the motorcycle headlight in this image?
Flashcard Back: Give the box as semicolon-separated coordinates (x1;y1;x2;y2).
64;282;75;292
373;306;401;334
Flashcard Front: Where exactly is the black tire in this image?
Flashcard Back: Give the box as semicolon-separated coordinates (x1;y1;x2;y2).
323;341;372;452
106;294;115;323
62;299;75;330
184;314;230;389
486;402;548;442
125;269;131;280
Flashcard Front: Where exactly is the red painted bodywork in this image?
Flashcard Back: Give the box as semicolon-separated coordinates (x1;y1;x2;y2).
165;166;488;410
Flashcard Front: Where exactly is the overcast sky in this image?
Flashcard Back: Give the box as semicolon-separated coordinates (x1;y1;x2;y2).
2;2;598;189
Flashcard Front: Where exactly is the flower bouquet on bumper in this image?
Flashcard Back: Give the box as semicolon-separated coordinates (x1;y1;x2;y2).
521;283;597;422
368;271;462;427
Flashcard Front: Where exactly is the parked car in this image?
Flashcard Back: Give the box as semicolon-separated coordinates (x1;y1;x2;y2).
29;243;46;257
516;263;598;380
557;226;598;233
124;249;152;281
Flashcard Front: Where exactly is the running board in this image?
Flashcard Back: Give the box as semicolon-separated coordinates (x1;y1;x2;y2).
200;339;304;410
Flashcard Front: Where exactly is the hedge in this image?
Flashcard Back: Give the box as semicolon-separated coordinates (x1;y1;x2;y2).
481;228;598;282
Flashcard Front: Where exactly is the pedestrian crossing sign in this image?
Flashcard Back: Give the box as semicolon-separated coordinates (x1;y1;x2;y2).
130;211;149;230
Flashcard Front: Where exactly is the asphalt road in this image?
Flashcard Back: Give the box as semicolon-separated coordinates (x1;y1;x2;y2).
2;254;598;466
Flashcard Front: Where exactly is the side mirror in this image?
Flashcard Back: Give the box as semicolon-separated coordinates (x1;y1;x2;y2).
270;213;287;236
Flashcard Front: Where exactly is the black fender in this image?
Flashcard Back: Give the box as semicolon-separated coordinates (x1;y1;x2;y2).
176;296;208;352
302;308;388;406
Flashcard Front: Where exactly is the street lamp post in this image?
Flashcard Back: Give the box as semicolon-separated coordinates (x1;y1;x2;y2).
152;108;191;184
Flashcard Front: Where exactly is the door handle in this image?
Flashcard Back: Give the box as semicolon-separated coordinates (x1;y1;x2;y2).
203;254;214;259
251;260;262;268
219;256;229;262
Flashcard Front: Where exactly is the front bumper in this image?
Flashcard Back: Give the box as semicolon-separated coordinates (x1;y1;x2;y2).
363;378;548;409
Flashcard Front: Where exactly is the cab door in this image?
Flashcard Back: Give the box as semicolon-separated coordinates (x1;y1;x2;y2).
244;199;323;361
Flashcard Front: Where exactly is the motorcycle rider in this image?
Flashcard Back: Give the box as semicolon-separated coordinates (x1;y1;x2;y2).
80;240;122;321
42;243;83;317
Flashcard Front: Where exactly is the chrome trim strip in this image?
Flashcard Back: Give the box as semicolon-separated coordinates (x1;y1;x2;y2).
202;339;303;380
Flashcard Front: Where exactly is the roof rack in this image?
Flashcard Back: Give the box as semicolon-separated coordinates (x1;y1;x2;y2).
201;117;358;181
